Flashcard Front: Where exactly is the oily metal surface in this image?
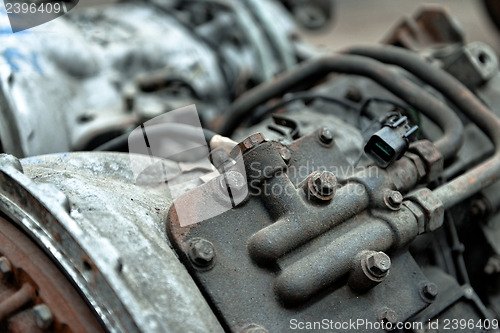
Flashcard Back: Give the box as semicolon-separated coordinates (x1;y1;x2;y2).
166;132;430;332
0;152;224;333
0;214;104;332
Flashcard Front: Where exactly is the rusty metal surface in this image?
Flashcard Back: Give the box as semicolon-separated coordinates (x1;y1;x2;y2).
166;131;439;332
0;214;104;332
0;153;224;333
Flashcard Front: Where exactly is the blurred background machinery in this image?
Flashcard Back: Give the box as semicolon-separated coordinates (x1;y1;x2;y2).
1;1;500;332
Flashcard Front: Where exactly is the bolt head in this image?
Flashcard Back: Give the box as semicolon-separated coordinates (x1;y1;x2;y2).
237;133;266;155
33;304;53;329
308;171;337;200
224;171;246;191
366;252;391;277
0;257;12;280
318;128;333;144
423;283;438;299
279;147;291;163
379;308;398;324
188;238;215;268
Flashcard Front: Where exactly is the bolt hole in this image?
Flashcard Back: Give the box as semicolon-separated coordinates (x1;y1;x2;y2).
77;114;94;123
478;52;489;65
82;260;92;271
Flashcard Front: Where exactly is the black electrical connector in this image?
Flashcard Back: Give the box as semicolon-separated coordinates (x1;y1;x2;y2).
364;113;418;168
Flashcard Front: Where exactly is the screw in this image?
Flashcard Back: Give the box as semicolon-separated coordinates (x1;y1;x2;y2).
422;282;438;299
188;238;215;268
33;304;53;329
366;252;391;278
385;191;403;210
0;257;12;281
307;171;337;200
241;324;268;333
318;128;333;144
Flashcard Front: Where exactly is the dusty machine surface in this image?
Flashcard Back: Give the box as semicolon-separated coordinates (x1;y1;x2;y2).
1;1;500;332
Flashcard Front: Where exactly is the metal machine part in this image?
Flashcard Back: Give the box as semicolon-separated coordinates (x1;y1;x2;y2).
1;3;500;333
0;0;299;157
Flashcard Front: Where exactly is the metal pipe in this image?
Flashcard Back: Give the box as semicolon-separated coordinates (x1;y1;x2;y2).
248;182;369;263
0;283;35;322
274;207;418;304
218;54;464;161
345;45;500;209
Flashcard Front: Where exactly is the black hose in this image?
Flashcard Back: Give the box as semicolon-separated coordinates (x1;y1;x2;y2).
344;45;500;209
218;54;463;161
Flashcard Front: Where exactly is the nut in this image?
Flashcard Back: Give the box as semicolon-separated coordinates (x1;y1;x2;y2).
188;238;215;268
406;188;444;233
366;252;391;278
318;128;333;144
33;304;53;329
408;140;443;183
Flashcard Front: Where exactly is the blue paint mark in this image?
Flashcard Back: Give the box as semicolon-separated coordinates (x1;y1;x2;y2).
2;48;43;74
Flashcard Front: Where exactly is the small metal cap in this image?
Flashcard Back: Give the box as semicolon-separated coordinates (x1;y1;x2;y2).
365;251;391;278
318;128;334;144
188;238;216;268
422;282;438;299
33;304;53;330
0;257;12;281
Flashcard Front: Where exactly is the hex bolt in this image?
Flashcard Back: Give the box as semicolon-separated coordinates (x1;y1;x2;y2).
385;191;403;210
33;304;53;330
422;282;438;300
232;133;266;157
318;128;333;144
307;171;337;201
0;257;12;281
365;252;391;278
241;324;268;333
188;238;216;268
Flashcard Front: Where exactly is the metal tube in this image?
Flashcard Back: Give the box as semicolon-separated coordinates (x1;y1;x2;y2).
0;283;34;322
345;45;500;209
274;218;393;304
218;54;464;161
248;182;369;263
